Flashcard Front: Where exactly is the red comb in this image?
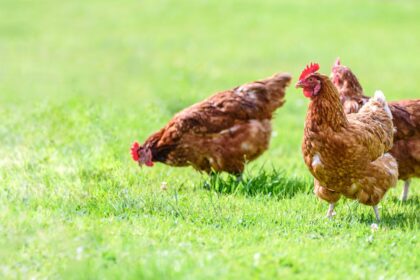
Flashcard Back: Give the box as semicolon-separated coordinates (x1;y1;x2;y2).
299;63;320;80
131;141;140;161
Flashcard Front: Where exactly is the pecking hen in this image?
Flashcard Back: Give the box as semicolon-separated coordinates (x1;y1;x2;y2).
296;63;398;221
131;73;292;176
331;58;420;201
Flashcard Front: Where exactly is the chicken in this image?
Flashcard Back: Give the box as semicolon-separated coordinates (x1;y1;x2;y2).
296;63;398;221
131;73;292;176
330;58;369;114
331;58;420;201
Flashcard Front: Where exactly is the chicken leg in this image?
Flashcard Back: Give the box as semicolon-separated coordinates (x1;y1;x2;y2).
326;203;335;218
373;205;380;222
235;173;243;182
401;179;411;201
203;172;218;190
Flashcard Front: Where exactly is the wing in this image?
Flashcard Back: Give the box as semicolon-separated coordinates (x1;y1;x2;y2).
173;87;269;134
159;74;291;142
345;99;394;161
389;100;420;140
154;88;268;149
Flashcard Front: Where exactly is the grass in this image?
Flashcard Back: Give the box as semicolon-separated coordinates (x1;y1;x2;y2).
0;0;419;279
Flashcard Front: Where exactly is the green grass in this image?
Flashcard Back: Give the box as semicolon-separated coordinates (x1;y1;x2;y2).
0;0;419;279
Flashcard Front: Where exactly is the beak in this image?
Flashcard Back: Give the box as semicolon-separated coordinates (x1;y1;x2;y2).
295;80;304;88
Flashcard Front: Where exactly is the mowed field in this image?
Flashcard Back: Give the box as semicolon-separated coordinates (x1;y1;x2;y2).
0;0;419;279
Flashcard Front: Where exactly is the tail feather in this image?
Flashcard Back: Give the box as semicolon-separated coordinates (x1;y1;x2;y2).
373;90;386;103
373;90;392;118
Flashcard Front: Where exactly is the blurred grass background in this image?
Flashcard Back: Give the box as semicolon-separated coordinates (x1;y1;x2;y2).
0;0;419;279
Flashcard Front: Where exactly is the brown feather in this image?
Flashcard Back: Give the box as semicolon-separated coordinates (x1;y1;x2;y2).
302;74;398;206
331;63;420;182
140;73;292;174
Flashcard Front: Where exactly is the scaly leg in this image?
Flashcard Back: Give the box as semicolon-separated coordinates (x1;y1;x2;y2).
401;179;411;202
203;171;218;189
235;173;243;183
373;205;380;222
326;203;335;219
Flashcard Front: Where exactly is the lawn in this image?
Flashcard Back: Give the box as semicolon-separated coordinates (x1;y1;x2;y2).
0;0;419;279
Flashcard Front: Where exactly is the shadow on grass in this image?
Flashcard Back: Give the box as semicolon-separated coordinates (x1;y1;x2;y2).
381;196;419;229
354;196;419;229
388;195;420;207
357;211;419;230
202;168;312;199
380;213;419;229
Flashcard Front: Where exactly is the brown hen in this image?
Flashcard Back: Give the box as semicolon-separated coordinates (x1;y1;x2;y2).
297;63;398;221
131;73;292;175
331;59;420;201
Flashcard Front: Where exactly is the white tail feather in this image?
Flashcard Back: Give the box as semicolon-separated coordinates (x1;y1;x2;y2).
373;90;386;103
373;90;392;119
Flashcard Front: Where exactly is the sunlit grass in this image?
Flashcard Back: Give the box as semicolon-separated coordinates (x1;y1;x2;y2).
0;0;419;279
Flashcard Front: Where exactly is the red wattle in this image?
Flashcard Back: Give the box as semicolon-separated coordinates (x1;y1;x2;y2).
303;89;312;98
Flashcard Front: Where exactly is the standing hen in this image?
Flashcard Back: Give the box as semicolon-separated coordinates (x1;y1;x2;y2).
296;63;398;221
131;73;291;176
331;59;420;201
